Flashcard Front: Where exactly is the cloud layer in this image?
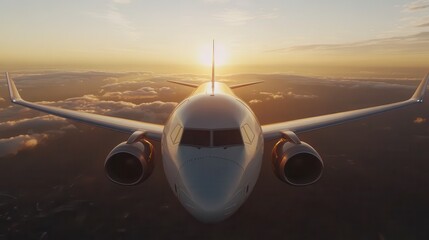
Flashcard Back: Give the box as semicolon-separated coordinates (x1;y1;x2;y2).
248;89;318;104
214;9;277;25
0;134;48;157
1;71;423;157
0;72;181;156
270;32;429;54
406;0;429;11
414;117;427;124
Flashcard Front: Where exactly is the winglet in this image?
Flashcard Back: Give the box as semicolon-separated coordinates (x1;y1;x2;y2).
5;72;23;103
411;72;429;102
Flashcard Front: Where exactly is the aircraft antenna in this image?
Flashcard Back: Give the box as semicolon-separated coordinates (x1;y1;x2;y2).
211;40;215;96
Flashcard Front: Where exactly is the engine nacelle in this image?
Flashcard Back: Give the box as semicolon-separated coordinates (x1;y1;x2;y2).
272;139;323;186
104;139;154;186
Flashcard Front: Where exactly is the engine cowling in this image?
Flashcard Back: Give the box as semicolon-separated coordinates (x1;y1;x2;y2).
104;139;154;186
272;139;323;186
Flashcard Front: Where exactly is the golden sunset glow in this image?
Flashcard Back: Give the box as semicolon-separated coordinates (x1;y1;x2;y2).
0;1;428;77
198;43;229;67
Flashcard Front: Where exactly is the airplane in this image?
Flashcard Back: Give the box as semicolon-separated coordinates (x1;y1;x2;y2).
5;42;429;223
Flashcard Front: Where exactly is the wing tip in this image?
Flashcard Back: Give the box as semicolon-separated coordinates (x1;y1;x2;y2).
410;71;429;103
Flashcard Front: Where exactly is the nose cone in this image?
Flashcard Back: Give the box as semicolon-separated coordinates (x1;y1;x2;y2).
179;157;244;222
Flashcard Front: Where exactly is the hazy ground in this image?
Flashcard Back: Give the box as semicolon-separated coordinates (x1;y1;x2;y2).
0;72;428;239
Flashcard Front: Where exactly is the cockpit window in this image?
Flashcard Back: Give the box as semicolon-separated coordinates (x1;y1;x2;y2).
213;129;243;147
180;128;243;148
180;129;211;147
170;124;183;144
241;124;255;144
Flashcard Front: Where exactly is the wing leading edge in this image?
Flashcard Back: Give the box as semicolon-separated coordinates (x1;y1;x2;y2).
5;73;164;141
262;73;429;141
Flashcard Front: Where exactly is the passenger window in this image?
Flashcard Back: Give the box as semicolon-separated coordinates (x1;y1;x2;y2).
241;124;255;144
180;129;211;147
170;124;183;144
213;129;243;147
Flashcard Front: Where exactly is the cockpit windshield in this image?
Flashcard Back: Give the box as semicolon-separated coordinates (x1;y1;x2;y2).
213;129;243;147
180;129;211;147
180;128;243;148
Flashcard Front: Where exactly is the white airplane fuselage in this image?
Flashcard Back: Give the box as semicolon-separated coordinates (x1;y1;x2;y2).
161;82;264;222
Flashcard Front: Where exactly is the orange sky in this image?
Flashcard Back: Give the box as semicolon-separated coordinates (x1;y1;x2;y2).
0;0;428;77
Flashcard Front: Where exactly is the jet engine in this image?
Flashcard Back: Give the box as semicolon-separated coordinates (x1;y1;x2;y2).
272;138;323;186
104;139;154;186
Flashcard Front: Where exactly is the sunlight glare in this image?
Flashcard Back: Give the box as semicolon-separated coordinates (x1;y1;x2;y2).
199;43;228;66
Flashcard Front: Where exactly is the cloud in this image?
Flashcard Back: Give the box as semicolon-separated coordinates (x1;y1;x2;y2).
0;114;79;157
286;91;318;99
0;115;69;133
416;22;429;27
260;91;284;99
342;80;415;90
405;0;429;11
214;9;254;25
101;80;142;89
88;1;138;40
109;101;177;123
0;96;176;156
0;71;180;156
258;90;317;100
415;17;429;27
100;74;204;91
159;86;174;94
106;3;137;38
249;99;262;104
0;105;43;122
223;72;423;84
414;117;427;124
1;70;423;159
0;134;48;157
102;87;158;100
0;71;184;157
112;0;131;4
36;95;177;124
269;32;429;54
101;81;175;100
214;9;277;26
204;0;229;3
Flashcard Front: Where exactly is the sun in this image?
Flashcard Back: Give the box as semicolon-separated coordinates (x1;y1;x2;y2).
198;43;229;66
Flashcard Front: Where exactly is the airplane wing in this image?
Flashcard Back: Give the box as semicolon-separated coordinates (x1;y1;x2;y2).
262;73;429;141
229;81;264;89
5;73;164;141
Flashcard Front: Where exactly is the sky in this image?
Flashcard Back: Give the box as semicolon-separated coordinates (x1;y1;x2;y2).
0;0;428;76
